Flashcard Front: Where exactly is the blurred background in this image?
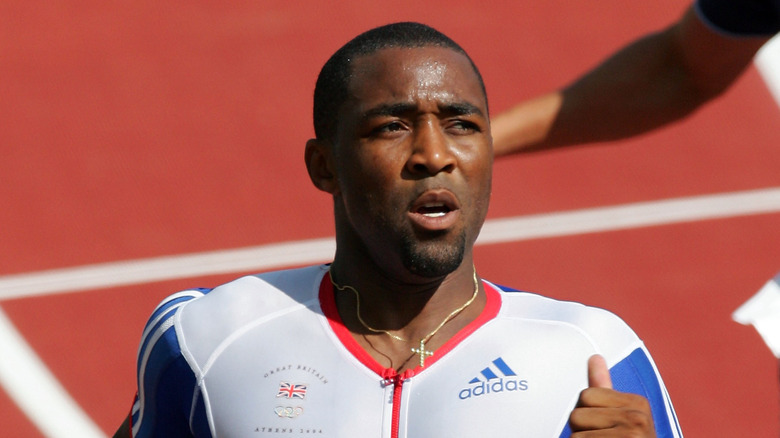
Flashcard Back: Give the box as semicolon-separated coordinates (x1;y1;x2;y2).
1;1;779;436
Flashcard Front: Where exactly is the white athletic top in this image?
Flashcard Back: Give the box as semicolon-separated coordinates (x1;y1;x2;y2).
129;265;682;437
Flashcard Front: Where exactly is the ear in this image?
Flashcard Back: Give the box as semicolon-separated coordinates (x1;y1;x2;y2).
304;138;339;195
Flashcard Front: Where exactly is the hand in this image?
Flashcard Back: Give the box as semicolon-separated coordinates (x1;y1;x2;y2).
569;355;656;437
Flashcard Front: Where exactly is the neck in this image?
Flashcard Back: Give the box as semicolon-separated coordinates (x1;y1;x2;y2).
328;252;478;332
329;258;485;371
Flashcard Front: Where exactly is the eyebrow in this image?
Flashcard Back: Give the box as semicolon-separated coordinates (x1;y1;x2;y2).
443;102;484;118
361;102;417;119
360;101;485;120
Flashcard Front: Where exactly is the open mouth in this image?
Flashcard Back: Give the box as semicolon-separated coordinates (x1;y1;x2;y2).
416;203;451;218
408;190;461;231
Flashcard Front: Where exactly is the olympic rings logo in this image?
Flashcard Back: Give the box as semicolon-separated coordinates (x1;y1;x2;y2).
274;406;304;418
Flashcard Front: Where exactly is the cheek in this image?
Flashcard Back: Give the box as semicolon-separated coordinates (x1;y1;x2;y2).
339;150;403;199
461;149;492;189
463;158;493;215
338;167;398;220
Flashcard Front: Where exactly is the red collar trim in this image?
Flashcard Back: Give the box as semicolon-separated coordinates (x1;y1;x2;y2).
319;272;502;377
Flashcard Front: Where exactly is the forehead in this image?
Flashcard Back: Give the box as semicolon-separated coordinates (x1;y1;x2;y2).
345;46;487;111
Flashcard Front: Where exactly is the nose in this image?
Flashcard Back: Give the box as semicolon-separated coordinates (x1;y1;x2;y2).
406;120;456;175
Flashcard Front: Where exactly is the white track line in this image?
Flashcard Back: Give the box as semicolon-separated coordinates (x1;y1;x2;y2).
0;238;337;301
477;186;780;244
0;307;106;438
2;187;780;301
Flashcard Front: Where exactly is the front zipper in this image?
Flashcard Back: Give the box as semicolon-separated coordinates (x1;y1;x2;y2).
382;368;415;438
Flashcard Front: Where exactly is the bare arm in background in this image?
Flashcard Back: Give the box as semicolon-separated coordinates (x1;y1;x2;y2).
491;5;772;155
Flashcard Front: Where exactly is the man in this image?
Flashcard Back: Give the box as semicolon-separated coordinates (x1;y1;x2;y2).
115;22;681;437
491;0;779;155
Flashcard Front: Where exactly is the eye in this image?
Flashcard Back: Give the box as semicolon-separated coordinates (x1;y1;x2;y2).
370;121;408;137
380;122;404;132
446;119;480;135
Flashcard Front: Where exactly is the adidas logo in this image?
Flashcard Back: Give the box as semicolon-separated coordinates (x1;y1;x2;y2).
458;357;528;400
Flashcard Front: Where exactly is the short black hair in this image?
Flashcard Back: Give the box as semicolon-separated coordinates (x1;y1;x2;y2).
312;22;487;143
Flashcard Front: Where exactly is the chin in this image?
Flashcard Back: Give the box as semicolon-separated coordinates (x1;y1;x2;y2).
401;233;466;278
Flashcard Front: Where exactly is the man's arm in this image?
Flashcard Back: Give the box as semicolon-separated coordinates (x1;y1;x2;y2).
117;290;207;437
491;4;771;155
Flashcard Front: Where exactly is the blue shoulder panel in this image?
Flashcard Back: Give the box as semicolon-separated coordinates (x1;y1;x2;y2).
132;289;213;437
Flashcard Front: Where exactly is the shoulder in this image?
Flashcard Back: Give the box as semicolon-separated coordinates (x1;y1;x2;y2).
138;265;328;367
173;265;329;366
486;283;682;436
488;282;642;361
178;264;327;323
130;265;328;436
136;288;209;362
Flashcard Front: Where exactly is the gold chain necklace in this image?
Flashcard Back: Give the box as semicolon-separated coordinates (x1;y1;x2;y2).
330;268;480;368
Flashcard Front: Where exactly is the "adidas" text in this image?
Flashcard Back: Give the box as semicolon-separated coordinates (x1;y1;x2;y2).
458;377;528;400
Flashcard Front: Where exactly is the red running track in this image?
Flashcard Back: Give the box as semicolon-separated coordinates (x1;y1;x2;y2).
1;1;779;436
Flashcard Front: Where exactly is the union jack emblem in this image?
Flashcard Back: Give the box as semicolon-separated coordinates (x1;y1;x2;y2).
277;381;307;399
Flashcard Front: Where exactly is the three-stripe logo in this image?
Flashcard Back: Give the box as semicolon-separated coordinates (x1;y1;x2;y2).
459;357;528;400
